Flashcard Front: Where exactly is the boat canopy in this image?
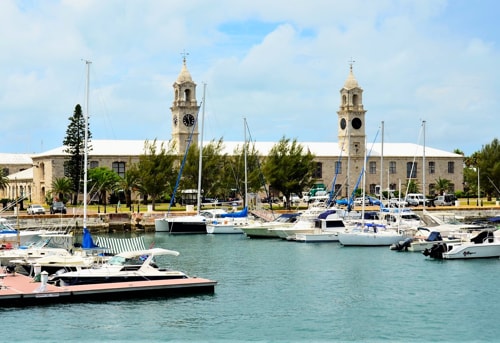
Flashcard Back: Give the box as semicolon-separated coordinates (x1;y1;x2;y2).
220;207;248;218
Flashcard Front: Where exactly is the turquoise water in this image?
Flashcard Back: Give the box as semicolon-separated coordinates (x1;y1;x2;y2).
3;233;500;342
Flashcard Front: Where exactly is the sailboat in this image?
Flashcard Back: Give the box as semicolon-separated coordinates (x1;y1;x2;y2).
155;83;226;234
338;129;408;246
206;118;252;234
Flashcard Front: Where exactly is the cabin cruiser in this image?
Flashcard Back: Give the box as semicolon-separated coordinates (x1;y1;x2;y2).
48;248;188;286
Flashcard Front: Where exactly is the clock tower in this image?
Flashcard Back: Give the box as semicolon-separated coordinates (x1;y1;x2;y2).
337;64;366;157
171;57;200;155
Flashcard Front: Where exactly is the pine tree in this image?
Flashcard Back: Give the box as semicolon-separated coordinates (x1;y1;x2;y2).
63;104;92;205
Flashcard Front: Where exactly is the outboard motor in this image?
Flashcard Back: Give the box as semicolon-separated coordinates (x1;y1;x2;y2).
5;264;16;274
390;237;413;251
423;243;447;259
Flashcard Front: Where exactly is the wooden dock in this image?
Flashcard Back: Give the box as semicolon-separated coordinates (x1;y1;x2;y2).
0;272;217;307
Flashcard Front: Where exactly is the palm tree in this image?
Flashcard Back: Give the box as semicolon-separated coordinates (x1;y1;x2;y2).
118;169;140;208
435;177;451;195
0;170;9;190
51;177;72;203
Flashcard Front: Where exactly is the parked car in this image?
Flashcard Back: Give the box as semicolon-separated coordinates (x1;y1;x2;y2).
405;193;435;207
27;204;46;215
50;201;67;214
388;197;408;207
434;194;457;206
354;196;371;206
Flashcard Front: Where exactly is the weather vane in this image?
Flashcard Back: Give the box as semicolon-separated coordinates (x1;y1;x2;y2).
348;57;355;71
181;50;189;63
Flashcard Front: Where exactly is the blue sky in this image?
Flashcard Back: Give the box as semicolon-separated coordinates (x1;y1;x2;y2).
1;0;498;156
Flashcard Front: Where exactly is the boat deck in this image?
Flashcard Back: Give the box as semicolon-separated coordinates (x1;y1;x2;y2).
0;272;217;307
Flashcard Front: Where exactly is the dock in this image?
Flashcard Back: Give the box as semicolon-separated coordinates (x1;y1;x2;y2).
0;272;217;307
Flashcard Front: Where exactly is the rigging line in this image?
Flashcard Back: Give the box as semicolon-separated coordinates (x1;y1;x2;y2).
166;103;202;219
406;121;425;195
244;119;270;200
327;130;348;206
349;129;380;206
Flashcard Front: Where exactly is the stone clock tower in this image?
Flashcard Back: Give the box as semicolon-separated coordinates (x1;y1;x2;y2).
171;57;200;155
337;64;367;157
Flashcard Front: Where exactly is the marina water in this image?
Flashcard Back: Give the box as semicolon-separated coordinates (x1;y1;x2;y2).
3;232;500;342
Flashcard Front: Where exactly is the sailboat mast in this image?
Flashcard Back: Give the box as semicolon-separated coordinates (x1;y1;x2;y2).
244;118;248;208
380;121;384;203
422;120;426;210
83;60;91;229
196;83;206;214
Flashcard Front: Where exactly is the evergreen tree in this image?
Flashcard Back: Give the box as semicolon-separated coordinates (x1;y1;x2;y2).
63;104;92;205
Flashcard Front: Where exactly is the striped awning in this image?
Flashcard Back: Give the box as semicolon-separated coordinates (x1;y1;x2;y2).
94;236;146;255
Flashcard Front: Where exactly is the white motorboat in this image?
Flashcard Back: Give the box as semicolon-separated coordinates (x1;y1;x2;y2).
48;248;188;286
423;229;500;259
0;218;47;247
0;233;74;266
240;213;301;238
338;222;406;246
206;207;249;234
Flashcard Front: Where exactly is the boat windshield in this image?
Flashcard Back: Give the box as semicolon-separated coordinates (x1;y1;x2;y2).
108;255;148;266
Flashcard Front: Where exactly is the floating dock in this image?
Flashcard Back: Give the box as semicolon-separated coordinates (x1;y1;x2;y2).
0;272;217;307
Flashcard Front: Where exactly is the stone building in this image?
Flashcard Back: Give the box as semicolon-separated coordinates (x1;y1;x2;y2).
1;60;463;204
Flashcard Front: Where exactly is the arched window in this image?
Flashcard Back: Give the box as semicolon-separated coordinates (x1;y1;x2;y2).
352;94;358;106
184;89;191;102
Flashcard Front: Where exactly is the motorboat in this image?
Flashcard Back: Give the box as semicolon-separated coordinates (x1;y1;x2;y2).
48;248;188;286
423;229;500;259
390;229;465;252
338;222;407;246
278;209;348;242
240;213;301;238
0;218;47;247
155;209;228;234
206;207;249;234
0;232;74;267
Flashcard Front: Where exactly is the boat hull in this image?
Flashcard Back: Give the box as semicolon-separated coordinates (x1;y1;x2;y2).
155;217;207;234
338;231;404;246
443;243;500;259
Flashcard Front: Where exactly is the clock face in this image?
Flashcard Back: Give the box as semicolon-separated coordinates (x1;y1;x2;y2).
173;115;178;126
182;114;195;127
340;118;346;130
352;117;362;130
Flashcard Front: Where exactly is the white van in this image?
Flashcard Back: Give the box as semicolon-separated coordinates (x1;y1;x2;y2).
405;193;434;206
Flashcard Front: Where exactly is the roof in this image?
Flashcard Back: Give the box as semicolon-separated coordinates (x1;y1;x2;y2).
31;139;461;159
7;167;33;180
0;153;33;165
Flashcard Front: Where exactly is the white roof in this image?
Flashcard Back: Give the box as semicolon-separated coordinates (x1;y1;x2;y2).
31;139;460;159
7;167;33;180
0;153;33;164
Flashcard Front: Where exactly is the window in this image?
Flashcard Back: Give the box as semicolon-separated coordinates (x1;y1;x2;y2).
369;184;377;194
335;161;342;175
407;162;417;179
369;161;376;174
112;161;126;178
389;161;396;174
428;161;435;174
312;162;322;179
90;161;99;169
448;162;455;174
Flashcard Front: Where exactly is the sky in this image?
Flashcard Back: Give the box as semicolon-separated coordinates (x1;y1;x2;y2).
1;0;498;156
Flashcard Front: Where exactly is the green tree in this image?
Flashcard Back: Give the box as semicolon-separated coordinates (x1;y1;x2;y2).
182;139;228;201
475;138;500;200
88;167;121;210
51;177;72;203
262;137;316;209
135;139;177;210
434;177;451;195
118;169;140;208
62;104;92;205
405;180;419;194
0;169;9;190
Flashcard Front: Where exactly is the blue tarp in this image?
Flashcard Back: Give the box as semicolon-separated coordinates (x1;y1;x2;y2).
82;227;99;249
220;207;248;218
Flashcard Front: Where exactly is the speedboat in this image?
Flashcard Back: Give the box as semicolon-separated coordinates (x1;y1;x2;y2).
48;248;188;286
423;229;500;259
240;213;301;238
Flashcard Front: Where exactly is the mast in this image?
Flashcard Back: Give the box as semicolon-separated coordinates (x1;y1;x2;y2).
196;83;206;214
380;121;384;203
422;120;426;210
83;60;91;230
244;118;248;208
